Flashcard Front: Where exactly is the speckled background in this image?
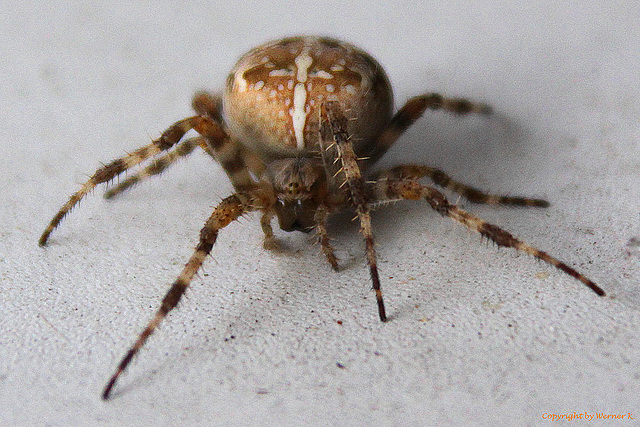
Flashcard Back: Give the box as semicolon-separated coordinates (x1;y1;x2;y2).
2;1;639;425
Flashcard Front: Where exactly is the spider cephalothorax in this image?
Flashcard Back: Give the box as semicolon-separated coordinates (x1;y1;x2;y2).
39;35;605;400
267;158;327;232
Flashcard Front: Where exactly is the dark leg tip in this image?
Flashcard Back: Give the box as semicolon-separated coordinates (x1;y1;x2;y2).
102;383;114;401
102;372;120;400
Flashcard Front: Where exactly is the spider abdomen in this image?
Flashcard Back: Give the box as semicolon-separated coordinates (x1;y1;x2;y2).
224;36;394;158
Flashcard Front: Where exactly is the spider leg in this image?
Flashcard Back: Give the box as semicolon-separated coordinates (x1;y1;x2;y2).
108;87;260;199
260;210;278;249
192;91;267;178
192;91;224;123
321;101;386;321
102;190;268;400
185;117;254;192
39;116;211;246
314;204;339;271
39;116;253;246
367;93;492;166
104;137;205;199
368;178;605;296
371;165;549;207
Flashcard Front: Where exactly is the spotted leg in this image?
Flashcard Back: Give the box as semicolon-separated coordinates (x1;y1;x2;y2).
106;92;256;200
102;190;269;400
322;101;386;321
372;165;549;207
367;93;492;166
367;178;605;296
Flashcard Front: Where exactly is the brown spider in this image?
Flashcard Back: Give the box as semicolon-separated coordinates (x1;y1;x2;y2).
38;36;606;400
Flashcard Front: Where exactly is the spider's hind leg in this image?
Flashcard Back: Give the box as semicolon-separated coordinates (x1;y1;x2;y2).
366;93;493;166
372;165;549;207
367;177;605;296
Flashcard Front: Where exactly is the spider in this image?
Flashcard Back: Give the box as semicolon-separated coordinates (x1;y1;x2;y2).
38;36;606;400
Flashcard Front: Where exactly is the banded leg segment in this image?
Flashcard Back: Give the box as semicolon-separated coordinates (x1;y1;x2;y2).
368;179;605;296
179;116;254;192
322;101;386;321
101;192;264;400
367;93;492;165
373;165;549;207
314;204;339;271
39;116;210;246
104;137;205;199
191;91;260;188
192;91;223;123
260;210;278;249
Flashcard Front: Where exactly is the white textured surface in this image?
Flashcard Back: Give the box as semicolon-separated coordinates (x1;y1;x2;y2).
2;2;640;425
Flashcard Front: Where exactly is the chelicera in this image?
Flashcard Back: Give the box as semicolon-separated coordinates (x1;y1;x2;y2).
38;36;606;399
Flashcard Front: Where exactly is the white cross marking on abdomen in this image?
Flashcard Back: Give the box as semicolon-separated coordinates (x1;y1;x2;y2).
291;46;312;149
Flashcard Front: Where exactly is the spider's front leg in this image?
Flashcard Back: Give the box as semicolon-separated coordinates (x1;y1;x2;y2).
321;101;387;321
102;189;272;400
368;178;606;296
106;91;260;200
39;117;202;246
104;136;206;199
39;114;254;246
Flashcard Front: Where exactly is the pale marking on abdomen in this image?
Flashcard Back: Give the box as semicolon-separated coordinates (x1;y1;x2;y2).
292;83;307;149
291;45;313;149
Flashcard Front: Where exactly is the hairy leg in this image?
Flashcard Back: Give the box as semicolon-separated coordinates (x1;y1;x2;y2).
260;210;278;249
40;116;214;246
372;165;549;207
367;93;492;166
367;178;605;296
321;101;386;321
192;91;266;180
102;190;270;400
104;137;204;199
314;204;339;271
192;91;224;123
